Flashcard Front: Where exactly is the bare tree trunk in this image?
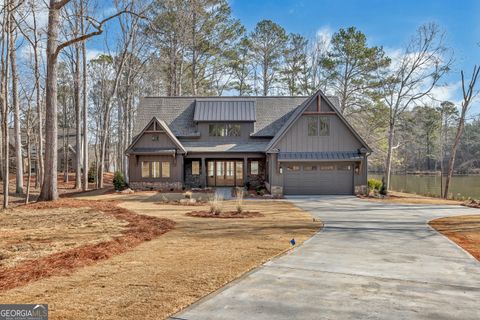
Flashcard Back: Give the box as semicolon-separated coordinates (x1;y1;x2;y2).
39;1;61;201
81;12;88;191
443;120;463;199
9;7;23;194
384;121;395;191
25;134;32;204
74;43;82;189
1;4;11;208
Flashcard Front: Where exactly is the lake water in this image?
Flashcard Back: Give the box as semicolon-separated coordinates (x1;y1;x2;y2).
369;174;480;200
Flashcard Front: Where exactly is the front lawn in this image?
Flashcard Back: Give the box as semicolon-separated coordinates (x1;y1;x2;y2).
430;215;480;261
0;193;321;319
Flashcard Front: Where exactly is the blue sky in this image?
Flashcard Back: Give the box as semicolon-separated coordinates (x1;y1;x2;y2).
88;0;480;115
229;0;480;115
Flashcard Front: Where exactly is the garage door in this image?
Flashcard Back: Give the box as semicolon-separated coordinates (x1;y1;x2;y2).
283;162;354;195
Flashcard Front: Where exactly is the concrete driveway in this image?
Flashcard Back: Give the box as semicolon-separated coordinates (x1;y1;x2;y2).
172;196;480;320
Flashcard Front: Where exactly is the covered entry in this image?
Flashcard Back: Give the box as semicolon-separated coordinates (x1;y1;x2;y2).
207;160;243;187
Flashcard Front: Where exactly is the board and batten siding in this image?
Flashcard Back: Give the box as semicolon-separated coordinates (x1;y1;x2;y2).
134;132;177;149
275;115;362;152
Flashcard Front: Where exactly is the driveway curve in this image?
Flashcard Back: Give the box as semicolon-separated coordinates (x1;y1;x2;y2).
173;196;480;320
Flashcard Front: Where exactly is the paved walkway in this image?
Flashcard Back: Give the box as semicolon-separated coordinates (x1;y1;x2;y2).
173;196;480;320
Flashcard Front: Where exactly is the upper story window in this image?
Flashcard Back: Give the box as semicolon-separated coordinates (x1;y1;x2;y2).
209;123;241;137
307;116;330;136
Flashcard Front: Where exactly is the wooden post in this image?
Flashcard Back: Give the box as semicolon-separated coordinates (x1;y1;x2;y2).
243;157;248;187
201;157;206;188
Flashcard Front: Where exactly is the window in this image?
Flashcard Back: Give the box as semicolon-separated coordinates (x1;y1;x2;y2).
307;116;318;136
303;165;317;171
162;162;170;178
208;123;241;137
250;161;259;175
141;162;150;178
192;161;200;175
337;164;352;171
152;161;160;178
319;117;330;136
307;116;330;136
208;161;215;177
286;165;300;171
319;165;335;171
152;135;160;142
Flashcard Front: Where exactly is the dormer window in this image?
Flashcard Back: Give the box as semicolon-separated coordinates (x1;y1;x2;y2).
209;124;241;137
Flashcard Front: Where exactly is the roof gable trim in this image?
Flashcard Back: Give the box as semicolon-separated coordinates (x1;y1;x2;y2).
125;117;187;155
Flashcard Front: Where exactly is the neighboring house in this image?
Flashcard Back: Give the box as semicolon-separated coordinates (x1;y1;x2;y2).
8;128;84;173
126;89;371;195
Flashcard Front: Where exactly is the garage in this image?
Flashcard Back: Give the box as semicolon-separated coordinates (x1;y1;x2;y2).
283;162;354;195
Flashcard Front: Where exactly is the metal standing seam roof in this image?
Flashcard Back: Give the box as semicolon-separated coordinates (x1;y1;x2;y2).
193;100;256;122
278;151;363;161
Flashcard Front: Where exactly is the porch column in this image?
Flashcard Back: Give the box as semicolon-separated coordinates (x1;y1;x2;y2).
201;157;207;188
243;157;248;186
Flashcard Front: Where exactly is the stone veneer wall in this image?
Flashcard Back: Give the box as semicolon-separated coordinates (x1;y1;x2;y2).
247;158;266;189
129;181;183;191
184;159;203;188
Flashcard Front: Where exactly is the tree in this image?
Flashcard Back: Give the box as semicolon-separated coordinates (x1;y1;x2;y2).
40;0;138;201
321;27;390;115
230;37;253;95
381;23;452;192
444;66;480;198
9;2;24;194
281;33;309;95
250;20;287;96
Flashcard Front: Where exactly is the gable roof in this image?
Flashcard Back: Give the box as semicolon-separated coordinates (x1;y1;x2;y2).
194;100;256;122
126;117;187;155
265;89;372;153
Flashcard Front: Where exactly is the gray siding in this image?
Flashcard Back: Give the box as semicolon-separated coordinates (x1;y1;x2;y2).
134;132;177;149
274;115;362;152
128;154;183;182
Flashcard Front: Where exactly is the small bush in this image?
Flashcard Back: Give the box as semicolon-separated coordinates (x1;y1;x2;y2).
113;171;126;191
184;191;193;199
235;189;244;214
209;192;223;215
380;177;387;195
368;178;382;191
87;165;96;183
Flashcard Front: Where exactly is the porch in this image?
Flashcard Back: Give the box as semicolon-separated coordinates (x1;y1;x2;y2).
184;154;266;189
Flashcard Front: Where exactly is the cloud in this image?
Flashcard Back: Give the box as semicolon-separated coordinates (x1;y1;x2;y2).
316;26;332;45
86;49;105;61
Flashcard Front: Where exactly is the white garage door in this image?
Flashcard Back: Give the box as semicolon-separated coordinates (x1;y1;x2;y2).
283;162;354;195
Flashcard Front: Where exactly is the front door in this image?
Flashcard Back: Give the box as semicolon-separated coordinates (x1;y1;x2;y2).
207;160;243;187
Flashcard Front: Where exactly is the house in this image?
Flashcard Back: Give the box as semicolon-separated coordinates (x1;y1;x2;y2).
8;128;84;173
125;89;371;195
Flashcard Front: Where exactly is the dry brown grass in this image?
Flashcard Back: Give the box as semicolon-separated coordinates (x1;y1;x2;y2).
0;194;321;320
430;215;480;261
360;191;463;205
0;199;174;292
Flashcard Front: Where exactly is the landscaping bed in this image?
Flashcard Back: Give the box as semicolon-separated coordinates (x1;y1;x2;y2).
0;198;175;291
186;210;263;218
429;215;480;261
359;191;464;205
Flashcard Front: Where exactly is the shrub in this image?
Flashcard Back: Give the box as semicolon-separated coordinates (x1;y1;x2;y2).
113;171;126;191
209;192;223;215
379;177;387;195
368;178;382;191
235;189;244;214
88;165;97;183
184;191;193;199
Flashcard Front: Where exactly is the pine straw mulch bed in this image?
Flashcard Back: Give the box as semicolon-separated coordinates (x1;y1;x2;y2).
463;199;480;209
0;198;175;292
429;215;480;261
186;210;264;219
